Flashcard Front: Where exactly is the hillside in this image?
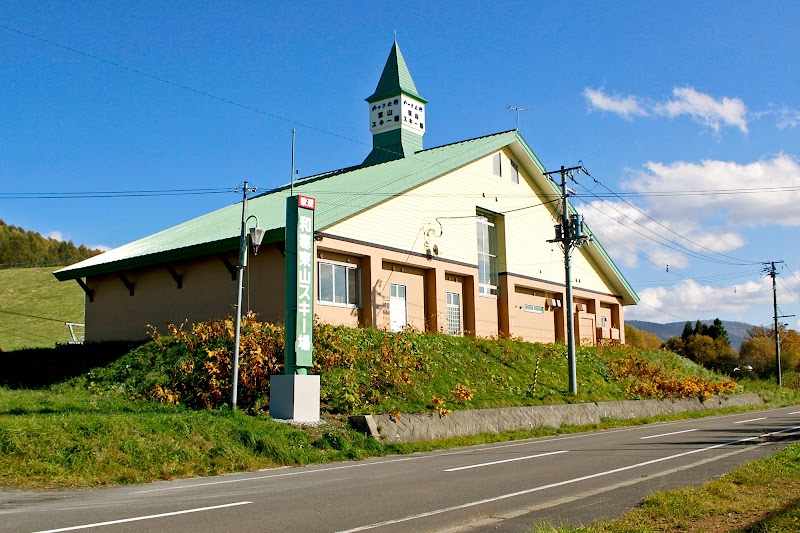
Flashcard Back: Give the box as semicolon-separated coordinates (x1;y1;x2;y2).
0;267;85;351
0;219;102;268
628;319;754;349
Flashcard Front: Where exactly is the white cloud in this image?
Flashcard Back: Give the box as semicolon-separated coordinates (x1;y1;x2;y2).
88;244;112;252
583;85;749;133
582;88;648;119
627;278;772;322
47;231;64;241
580;155;800;275
776;106;800;129
656;87;748;134
582;199;745;271
626;154;800;227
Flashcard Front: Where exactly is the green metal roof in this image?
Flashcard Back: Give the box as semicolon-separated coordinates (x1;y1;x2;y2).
365;41;427;104
53;129;638;305
54;131;517;281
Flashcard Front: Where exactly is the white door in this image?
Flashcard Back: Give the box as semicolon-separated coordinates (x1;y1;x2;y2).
389;284;407;332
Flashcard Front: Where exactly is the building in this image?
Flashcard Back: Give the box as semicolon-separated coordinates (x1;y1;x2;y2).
55;42;638;344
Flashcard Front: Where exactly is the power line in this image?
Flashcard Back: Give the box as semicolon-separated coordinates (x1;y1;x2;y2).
576;184;800;197
0;187;233;199
576;170;759;266
579;200;749;267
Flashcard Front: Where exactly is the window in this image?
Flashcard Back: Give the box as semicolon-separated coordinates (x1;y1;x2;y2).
599;316;608;328
476;213;498;296
446;292;462;336
318;262;359;306
510;160;519;184
492;153;502;177
524;304;544;314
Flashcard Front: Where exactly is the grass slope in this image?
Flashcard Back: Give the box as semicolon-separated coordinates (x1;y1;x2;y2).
88;324;737;415
4;325;794;490
0;267;84;351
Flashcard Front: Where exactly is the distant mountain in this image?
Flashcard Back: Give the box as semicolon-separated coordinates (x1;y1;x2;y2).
627;319;755;349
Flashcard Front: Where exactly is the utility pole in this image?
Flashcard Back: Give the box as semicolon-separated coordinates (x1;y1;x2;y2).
231;181;258;410
545;165;591;395
763;260;786;387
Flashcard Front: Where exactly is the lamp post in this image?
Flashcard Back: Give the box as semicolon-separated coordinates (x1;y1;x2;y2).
231;181;265;410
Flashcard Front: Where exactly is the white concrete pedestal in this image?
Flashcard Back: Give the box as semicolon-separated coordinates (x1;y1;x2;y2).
269;374;320;422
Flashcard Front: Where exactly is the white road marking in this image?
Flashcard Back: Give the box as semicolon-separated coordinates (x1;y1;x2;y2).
335;424;800;532
639;429;698;440
734;417;767;424
439;439;782;533
134;456;427;494
134;406;800;495
789;411;800;415
444;450;568;472
32;501;252;533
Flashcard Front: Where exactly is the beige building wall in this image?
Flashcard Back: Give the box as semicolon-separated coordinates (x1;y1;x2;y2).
84;245;286;341
81;148;631;345
326;148;620;299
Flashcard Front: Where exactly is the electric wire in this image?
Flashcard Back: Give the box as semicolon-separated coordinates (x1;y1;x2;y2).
574;172;759;266
578;199;751;267
0;188;232;199
579;185;800;197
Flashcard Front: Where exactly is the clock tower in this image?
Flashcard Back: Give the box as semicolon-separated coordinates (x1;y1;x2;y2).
363;41;427;167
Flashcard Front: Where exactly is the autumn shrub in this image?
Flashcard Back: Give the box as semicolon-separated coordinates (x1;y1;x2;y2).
114;314;284;411
313;322;435;413
607;352;736;400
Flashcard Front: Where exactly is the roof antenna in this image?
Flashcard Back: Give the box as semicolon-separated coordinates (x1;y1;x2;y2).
394;30;397;43
506;105;528;131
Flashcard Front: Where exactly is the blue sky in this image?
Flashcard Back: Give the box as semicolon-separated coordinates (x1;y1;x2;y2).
2;1;800;328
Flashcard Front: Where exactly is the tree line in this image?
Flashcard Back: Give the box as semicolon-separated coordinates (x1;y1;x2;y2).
626;318;800;379
0;219;102;268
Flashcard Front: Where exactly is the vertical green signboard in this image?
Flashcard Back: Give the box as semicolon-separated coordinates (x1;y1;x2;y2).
284;195;316;375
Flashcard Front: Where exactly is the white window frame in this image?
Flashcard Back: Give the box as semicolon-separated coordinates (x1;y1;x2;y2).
318;261;360;308
477;213;498;297
510;159;519;184
446;291;462;336
492;152;502;177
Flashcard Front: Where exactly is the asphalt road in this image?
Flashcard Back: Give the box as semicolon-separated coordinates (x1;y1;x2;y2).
2;404;800;533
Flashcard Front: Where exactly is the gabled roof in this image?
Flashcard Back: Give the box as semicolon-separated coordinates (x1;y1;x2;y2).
365;41;426;104
53;130;638;305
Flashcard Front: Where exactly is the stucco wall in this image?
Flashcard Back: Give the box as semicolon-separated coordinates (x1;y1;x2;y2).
85;245;286;341
325;149;622;299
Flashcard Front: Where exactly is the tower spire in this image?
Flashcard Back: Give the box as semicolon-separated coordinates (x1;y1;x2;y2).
363;41;427;167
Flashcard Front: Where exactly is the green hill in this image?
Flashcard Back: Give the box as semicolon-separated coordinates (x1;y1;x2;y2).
0;219;102;268
0;267;85;351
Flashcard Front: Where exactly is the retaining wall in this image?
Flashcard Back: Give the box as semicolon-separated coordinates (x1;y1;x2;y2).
349;394;764;443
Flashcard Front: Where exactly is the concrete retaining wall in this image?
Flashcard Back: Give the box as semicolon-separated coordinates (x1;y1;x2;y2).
349;394;764;443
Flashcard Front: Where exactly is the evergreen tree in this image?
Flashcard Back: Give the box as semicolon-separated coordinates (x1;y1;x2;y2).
681;321;694;342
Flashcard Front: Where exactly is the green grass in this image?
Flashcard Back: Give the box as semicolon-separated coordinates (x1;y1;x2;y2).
90;324;738;415
2;382;792;490
531;442;800;532
0;267;85;351
0;386;391;488
1;324;798;491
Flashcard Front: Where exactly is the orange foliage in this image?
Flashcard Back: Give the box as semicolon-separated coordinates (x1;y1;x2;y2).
608;354;736;400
